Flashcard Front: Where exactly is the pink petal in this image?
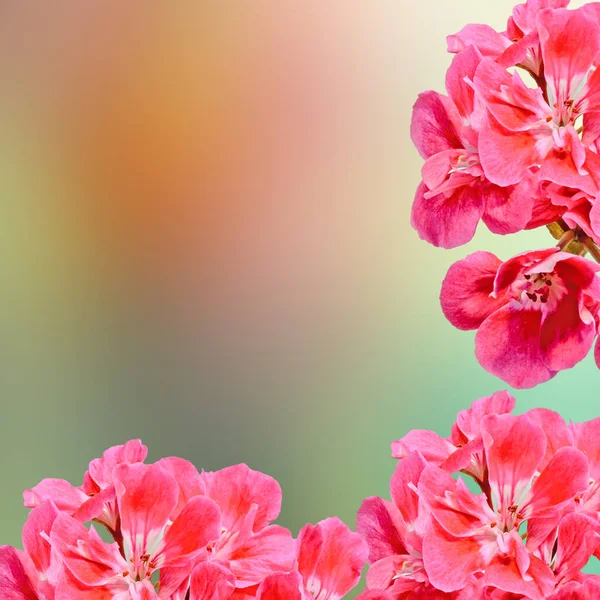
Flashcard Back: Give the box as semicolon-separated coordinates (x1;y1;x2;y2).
538;8;600;105
131;580;161;600
526;194;566;230
389;453;426;527
553;513;600;585
475;304;555;389
478;113;548;187
0;546;38;600
539;137;595;195
23;478;88;512
297;517;367;600
72;485;117;527
156;457;206;520
440;251;504;330
113;463;179;561
482;414;546;513
548;579;600;599
539;290;596;372
499;32;540;72
418;464;493;538
365;554;416;593
447;24;510;57
454;391;515;441
189;562;236;600
224;524;296;587
445;46;481;120
525;408;573;471
485;536;554;600
157;496;221;567
50;513;128;587
474;59;549;131
391;429;453;463
572;417;600;480
355;591;394;600
411;182;484;249
583;112;600;148
86;439;147;492
512;0;569;35
525;447;589;516
481;177;536;235
203;464;282;534
356;497;408;563
256;572;302;600
493;248;558;296
422;518;489;593
410;91;462;160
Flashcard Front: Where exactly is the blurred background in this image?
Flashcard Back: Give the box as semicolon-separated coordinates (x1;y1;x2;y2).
0;0;596;594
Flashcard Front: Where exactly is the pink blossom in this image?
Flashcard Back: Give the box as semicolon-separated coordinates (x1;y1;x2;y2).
0;502;61;600
50;462;222;598
200;464;296;588
418;413;588;596
441;248;600;388
359;396;600;598
474;8;600;187
1;441;365;600
410;46;536;249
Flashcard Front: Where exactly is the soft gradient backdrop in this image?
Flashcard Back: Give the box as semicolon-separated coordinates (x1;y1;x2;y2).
0;1;596;595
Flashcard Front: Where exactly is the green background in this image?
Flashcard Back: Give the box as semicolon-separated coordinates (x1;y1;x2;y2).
0;1;596;596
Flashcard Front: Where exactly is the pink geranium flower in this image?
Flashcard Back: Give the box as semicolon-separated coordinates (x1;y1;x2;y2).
418;413;588;597
50;462;222;599
474;8;600;188
3;441;366;600
441;248;600;388
410;46;536;249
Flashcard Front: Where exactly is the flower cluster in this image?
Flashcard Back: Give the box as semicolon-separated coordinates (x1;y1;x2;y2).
358;391;600;599
0;440;367;599
412;0;600;387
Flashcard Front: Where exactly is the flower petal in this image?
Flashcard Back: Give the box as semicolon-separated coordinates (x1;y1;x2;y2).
411;182;484;249
297;517;367;600
440;251;504;330
475;304;555;389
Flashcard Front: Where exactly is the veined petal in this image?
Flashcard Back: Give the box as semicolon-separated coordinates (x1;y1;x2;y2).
475;304;555;389
440;251;505;331
422;518;491;593
482;414;546;515
411;182;484;249
202;464;282;534
297;517;367;600
113;463;179;561
156;495;221;568
447;24;511;57
538;8;600;106
189;562;236;600
478;113;550;187
0;546;38;600
410;92;462;160
356;497;409;563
